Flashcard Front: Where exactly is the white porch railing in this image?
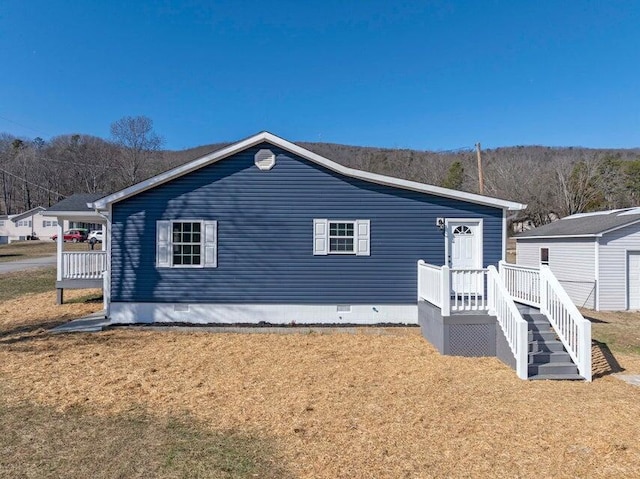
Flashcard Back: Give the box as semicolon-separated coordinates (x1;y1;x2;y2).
500;262;540;307
539;266;592;382
417;260;443;308
417;261;488;315
61;252;107;280
487;265;529;379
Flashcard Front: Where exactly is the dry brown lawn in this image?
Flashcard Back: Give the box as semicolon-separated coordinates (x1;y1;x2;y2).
1;292;640;478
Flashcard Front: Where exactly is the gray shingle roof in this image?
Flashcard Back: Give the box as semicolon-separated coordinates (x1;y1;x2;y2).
46;193;106;212
516;208;640;238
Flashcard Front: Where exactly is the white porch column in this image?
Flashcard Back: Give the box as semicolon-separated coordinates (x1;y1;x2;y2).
56;221;63;282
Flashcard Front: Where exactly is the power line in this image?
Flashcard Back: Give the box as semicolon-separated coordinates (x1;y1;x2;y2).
0;114;50;137
0;167;66;197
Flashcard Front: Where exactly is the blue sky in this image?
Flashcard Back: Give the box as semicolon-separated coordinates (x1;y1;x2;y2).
0;1;638;150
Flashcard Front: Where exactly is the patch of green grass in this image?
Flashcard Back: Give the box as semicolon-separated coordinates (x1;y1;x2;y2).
0;395;289;479
0;267;56;302
0;241;89;263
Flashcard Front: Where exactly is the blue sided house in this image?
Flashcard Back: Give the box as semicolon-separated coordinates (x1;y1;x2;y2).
47;132;594;380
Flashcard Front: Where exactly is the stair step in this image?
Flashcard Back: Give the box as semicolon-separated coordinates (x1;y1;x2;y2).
529;330;558;341
529;373;585;381
529;351;571;364
526;322;553;332
529;340;565;353
528;362;579;376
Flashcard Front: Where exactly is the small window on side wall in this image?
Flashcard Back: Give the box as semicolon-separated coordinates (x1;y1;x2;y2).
313;219;370;256
156;220;217;268
540;247;549;266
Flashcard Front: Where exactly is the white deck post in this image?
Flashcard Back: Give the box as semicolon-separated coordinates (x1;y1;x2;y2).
417;260;424;301
56;221;63;282
441;265;451;316
539;266;549;315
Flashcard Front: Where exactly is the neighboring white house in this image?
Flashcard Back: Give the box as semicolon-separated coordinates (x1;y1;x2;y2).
515;208;640;311
0;207;61;244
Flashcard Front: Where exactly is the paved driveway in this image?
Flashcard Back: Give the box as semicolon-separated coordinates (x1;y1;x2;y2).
0;255;56;274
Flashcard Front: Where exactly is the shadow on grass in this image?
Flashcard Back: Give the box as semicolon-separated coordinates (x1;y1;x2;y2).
583;314;608;324
592;339;625;379
0;399;292;479
0;319;68;343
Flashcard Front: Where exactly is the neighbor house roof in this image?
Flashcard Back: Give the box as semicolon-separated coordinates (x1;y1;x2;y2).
43;193;107;223
516;208;640;239
9;206;46;222
89;131;526;211
45;193;106;213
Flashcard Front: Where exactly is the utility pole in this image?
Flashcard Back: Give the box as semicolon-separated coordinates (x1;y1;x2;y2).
476;142;484;195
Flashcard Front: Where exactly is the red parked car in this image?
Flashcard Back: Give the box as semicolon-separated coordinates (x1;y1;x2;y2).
51;229;88;243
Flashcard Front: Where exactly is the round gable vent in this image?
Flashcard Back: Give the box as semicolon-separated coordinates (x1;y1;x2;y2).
255;149;276;170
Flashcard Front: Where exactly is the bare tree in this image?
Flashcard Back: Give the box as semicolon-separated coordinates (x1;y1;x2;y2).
110;115;163;185
554;156;604;216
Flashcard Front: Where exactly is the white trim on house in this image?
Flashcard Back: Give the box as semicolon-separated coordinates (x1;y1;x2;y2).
109;302;418;325
594;237;600;311
88;132;526;212
502;209;507;261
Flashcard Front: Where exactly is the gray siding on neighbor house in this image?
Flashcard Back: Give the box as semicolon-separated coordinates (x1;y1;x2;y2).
598;223;640;310
516;238;596;309
111;143;504;304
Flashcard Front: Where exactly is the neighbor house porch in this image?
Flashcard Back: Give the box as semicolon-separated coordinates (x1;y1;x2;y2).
417;260;592;381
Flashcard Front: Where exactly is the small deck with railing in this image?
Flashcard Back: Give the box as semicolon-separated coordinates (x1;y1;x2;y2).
417;260;591;381
56;251;107;296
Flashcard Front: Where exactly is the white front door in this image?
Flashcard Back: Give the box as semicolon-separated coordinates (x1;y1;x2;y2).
446;220;482;294
628;251;640;309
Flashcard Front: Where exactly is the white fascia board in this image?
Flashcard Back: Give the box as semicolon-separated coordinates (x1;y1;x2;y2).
88;131;527;211
514;234;598;240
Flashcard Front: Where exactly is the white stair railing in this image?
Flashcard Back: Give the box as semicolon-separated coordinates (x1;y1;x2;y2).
539;265;592;381
487;265;529;379
500;261;541;307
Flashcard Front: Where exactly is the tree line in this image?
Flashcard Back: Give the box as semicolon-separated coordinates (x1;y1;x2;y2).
1;117;639;230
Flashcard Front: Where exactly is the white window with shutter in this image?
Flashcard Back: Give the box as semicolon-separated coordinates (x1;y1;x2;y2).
156;220;217;268
313;219;370;256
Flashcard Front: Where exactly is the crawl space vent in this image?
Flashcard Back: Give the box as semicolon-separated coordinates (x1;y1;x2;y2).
255;149;276;170
336;305;352;313
174;304;190;312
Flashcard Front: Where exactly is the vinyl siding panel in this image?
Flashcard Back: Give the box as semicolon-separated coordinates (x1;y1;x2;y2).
516;238;596;309
111;143;504;304
598;224;640;310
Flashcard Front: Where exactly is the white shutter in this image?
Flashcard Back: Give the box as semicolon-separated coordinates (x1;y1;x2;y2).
204;220;217;267
156;220;171;267
355;219;370;256
313;219;328;255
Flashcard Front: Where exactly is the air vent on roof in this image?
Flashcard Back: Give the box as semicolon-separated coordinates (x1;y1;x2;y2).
255;149;276;170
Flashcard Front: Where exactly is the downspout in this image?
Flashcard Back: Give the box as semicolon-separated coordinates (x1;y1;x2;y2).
94;207;111;318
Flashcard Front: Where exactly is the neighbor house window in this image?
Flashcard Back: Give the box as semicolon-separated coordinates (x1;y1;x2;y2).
16;220;32;227
313;219;370;256
540;248;549;266
42;220;57;227
156;220;217;268
0;220;4;227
